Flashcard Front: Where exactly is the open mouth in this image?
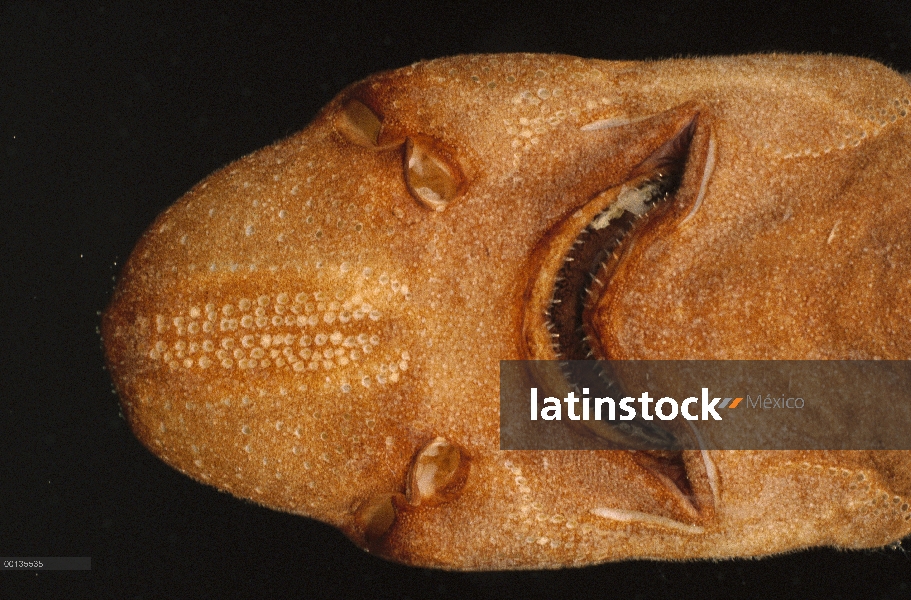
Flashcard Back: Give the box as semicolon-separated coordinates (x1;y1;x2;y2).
521;113;714;519
523;114;701;368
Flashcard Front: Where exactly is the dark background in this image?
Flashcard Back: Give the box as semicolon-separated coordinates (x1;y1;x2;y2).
3;1;911;598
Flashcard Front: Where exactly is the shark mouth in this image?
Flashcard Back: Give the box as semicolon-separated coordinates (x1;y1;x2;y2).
523;115;700;368
521;114;714;519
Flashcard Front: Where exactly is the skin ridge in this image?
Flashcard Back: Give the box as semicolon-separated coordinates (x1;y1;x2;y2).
102;53;911;569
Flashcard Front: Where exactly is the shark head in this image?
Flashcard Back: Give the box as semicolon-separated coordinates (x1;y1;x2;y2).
102;54;911;568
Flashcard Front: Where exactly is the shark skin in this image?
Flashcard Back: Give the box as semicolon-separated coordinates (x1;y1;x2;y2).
102;54;911;569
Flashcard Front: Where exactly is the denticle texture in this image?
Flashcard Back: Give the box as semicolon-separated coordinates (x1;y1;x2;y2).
102;54;911;569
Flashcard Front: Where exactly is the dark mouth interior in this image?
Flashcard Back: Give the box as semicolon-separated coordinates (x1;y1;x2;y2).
547;118;696;364
545;118;703;512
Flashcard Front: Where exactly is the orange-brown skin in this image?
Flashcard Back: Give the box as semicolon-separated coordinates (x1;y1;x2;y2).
102;54;911;569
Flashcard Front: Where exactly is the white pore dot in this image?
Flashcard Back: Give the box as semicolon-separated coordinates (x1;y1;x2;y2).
245;225;254;236
258;295;270;307
315;334;327;345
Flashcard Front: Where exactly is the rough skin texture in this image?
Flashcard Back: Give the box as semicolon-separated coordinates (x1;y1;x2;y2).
102;54;911;569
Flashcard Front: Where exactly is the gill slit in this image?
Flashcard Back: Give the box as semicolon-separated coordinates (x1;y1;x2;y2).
680;134;715;225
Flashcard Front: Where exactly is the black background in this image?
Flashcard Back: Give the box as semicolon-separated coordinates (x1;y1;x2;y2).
3;1;911;598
